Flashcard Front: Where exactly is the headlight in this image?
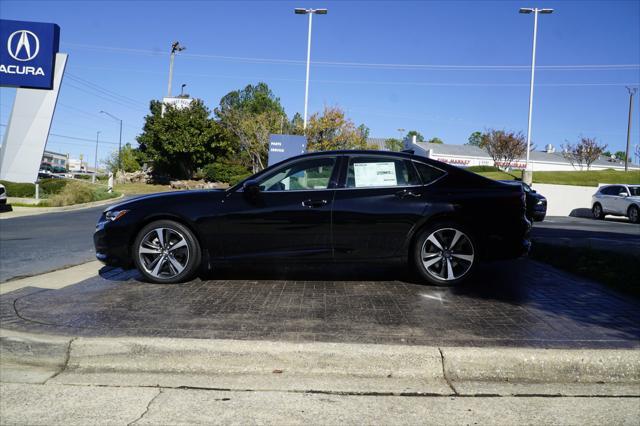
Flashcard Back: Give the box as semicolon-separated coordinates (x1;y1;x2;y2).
536;199;545;205
105;210;129;222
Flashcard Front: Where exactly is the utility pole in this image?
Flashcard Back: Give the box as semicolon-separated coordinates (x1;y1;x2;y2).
625;86;637;172
93;130;101;184
294;8;328;131
167;41;186;97
100;110;123;175
519;7;554;185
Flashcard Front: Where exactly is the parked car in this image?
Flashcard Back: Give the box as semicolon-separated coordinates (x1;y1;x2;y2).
95;151;530;286
592;184;640;223
0;183;6;205
499;180;546;222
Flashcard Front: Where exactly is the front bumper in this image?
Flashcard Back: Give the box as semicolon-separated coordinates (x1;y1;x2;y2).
94;221;132;267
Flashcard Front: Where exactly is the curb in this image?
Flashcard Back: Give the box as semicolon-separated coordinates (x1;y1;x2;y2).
0;194;125;219
2;330;639;395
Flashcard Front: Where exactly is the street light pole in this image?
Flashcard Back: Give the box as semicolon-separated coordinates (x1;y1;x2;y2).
295;8;328;131
93;130;101;184
100;110;123;175
519;7;553;184
167;41;186;97
624;86;637;172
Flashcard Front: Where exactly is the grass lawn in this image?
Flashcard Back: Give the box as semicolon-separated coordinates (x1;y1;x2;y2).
531;170;640;187
476;169;640;186
114;182;173;195
477;171;521;181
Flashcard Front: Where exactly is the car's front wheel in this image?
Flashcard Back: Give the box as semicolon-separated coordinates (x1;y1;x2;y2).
413;223;477;286
592;203;605;220
133;220;201;283
628;205;640;224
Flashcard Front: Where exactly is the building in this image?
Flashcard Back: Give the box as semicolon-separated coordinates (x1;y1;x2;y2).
40;150;68;170
367;138;638;172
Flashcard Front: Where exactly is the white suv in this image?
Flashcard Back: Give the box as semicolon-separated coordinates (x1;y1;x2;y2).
0;183;6;206
592;184;640;223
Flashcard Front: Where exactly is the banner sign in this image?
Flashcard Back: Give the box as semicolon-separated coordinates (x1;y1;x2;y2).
0;19;60;90
161;96;194;115
268;134;307;166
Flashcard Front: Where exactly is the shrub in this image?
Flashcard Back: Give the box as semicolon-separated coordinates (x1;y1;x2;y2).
203;161;251;183
39;178;69;195
0;180;35;197
465;165;501;173
45;181;94;206
229;173;252;186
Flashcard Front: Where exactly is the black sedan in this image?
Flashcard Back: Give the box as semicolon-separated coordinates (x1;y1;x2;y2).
499;180;547;222
95;151;530;286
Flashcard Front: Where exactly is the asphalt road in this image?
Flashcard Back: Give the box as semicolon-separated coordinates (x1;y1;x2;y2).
531;216;640;253
0;205;108;282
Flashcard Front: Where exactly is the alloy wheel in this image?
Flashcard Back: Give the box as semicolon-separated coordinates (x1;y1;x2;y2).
593;204;602;219
138;227;190;279
421;228;474;281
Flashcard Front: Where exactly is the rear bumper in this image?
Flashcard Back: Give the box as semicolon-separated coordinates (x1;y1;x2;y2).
481;216;531;261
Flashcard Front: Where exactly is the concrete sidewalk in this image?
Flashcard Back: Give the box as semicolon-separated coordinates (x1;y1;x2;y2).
2;329;639;397
2;382;638;426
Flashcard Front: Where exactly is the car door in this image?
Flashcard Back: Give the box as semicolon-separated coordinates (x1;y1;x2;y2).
599;186;617;213
613;185;630;214
331;155;429;260
214;155;338;261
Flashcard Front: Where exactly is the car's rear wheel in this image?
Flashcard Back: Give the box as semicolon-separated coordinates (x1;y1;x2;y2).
413;222;477;286
628;205;640;224
133;220;201;283
592;203;604;220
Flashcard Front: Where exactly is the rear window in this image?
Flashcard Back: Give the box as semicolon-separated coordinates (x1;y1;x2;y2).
346;157;419;188
413;161;446;185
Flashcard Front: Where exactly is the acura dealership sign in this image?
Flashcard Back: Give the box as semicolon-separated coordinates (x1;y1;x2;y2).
0;19;60;89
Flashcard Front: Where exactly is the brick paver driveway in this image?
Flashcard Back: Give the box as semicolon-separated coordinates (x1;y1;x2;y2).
1;259;639;348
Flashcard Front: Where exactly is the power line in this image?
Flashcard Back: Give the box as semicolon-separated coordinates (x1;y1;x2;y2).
64;42;640;72
0;123;120;145
66;73;147;108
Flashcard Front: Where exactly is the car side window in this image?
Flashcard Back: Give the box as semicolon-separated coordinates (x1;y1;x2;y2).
258;157;336;191
413;161;446;185
346;157;420;188
601;186;617;195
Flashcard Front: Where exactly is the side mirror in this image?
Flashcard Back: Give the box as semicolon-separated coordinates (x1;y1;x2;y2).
243;179;261;197
619;192;629;197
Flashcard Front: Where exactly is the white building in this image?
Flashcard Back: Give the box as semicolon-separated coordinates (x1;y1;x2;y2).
385;139;639;172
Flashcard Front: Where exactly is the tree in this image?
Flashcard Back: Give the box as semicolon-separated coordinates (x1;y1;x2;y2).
305;106;377;151
384;138;404;152
614;151;628;162
481;129;527;170
103;143;141;173
427;137;444;144
405;130;424;142
215;83;287;173
137;99;227;179
562;137;607;170
467;131;483;147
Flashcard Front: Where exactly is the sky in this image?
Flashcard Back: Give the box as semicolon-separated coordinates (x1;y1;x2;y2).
1;0;639;167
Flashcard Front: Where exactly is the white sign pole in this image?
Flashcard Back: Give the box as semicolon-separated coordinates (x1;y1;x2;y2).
0;53;67;183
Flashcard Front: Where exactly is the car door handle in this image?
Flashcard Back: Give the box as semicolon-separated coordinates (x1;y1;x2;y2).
302;199;329;208
395;189;421;199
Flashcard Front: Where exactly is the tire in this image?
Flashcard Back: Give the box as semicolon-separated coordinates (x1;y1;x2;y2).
592;203;604;220
412;222;477;286
628;205;640;224
133;220;201;284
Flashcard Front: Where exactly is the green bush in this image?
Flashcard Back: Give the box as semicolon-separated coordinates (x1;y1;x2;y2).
39;178;69;195
466;165;501;172
0;180;35;197
44;181;94;206
229;173;252;186
203;161;251;183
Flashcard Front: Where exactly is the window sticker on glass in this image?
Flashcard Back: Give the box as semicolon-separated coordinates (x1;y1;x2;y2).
353;162;398;187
